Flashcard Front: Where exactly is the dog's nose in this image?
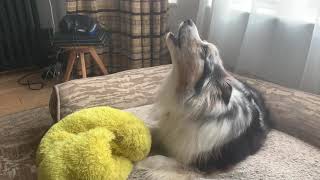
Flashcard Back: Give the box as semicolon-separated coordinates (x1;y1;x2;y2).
184;19;194;26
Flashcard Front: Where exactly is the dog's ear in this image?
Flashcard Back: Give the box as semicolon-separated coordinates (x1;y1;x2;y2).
219;81;232;105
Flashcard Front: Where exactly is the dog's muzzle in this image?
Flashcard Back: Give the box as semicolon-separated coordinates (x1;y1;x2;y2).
170;19;198;47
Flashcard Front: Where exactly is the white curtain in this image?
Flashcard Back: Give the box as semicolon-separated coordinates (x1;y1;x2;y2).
196;0;320;94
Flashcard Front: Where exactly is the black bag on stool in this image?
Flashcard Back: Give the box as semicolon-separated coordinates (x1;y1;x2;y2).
59;14;98;35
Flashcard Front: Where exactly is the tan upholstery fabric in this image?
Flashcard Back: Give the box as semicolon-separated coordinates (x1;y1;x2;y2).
50;65;320;148
0;107;53;180
65;0;170;73
49;65;170;121
126;105;320;180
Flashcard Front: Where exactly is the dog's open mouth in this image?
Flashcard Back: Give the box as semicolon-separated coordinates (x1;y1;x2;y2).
168;19;196;47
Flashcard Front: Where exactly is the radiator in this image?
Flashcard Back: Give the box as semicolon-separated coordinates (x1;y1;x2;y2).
0;0;41;71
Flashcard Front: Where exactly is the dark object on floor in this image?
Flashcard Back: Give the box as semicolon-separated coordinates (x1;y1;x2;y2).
17;70;44;90
17;62;61;91
41;62;63;80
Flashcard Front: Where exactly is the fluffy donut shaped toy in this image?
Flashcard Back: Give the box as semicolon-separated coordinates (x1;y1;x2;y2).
36;106;151;180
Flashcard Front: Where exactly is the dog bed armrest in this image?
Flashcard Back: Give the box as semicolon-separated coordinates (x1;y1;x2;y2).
235;74;320;148
49;65;170;122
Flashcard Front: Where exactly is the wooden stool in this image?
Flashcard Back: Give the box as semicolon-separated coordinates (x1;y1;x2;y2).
63;46;108;82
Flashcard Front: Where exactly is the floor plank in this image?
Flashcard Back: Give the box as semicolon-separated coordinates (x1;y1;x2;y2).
0;70;57;117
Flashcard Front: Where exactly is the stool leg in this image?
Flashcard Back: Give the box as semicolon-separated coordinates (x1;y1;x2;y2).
64;51;76;82
89;48;108;75
80;52;87;78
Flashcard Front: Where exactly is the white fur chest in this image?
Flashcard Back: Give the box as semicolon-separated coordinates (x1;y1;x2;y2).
155;88;253;165
157;110;233;165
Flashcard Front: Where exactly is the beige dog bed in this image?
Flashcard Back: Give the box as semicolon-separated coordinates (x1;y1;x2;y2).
48;64;319;179
126;105;320;180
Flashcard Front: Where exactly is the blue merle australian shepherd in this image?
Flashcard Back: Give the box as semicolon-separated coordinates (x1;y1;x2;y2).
135;19;271;179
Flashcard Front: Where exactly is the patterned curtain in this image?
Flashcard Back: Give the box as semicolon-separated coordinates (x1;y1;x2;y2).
65;0;170;73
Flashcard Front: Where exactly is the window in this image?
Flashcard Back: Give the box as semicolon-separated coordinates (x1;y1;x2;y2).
230;0;320;23
230;0;252;12
207;0;213;7
169;0;177;4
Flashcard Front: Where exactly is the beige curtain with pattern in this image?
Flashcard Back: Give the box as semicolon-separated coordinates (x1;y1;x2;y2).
65;0;170;73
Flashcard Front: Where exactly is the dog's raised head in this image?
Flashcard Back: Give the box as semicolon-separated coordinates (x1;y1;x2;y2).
166;19;232;105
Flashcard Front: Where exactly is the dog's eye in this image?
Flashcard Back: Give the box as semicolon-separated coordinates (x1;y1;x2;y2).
200;45;208;59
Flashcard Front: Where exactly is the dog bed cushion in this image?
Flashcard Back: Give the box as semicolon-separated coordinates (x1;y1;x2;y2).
126;105;320;180
36;106;151;180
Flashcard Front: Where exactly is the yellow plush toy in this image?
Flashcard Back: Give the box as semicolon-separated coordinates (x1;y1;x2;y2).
36;106;151;180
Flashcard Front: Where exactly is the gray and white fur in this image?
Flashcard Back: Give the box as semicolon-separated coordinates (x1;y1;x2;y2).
135;19;270;179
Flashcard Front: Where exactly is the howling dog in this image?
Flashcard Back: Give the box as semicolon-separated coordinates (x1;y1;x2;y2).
134;19;270;179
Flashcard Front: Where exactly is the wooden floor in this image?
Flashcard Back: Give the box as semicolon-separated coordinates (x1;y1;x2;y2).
0;69;58;117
